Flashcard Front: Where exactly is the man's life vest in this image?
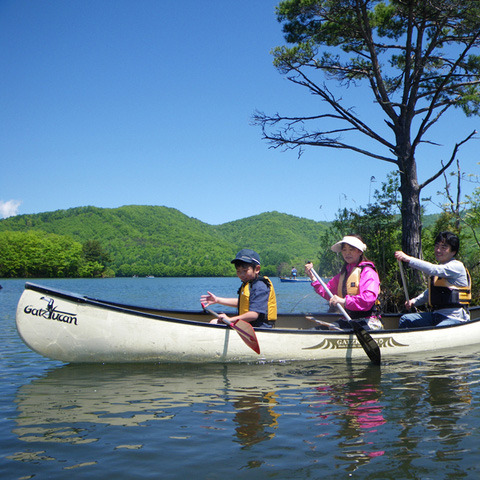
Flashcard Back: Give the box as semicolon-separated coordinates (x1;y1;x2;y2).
238;276;277;321
428;268;471;309
337;262;379;319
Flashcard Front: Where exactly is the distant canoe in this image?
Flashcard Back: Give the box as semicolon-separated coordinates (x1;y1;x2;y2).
15;282;480;365
280;277;311;283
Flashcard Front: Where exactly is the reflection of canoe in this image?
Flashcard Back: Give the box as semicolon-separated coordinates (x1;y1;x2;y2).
12;361;382;445
13;363;294;444
280;277;311;283
16;282;480;364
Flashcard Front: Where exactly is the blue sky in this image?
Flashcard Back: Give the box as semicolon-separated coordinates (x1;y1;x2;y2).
1;0;479;225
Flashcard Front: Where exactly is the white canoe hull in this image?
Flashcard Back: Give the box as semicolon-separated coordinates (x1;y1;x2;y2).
16;283;480;364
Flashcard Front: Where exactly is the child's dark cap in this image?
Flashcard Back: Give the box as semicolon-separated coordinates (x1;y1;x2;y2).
231;249;261;265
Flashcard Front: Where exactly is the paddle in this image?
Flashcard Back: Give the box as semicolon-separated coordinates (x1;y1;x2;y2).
305;316;343;331
308;266;381;366
201;304;260;354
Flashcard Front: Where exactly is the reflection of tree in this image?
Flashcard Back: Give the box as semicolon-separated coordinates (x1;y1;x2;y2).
311;366;385;472
232;391;280;449
396;358;473;470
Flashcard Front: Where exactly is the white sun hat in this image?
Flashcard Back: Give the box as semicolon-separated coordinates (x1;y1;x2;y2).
331;236;367;253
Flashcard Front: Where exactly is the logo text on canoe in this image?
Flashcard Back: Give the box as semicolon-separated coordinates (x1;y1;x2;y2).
24;296;78;326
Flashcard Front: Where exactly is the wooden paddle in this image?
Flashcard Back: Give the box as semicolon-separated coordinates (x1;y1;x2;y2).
202;304;260;354
308;266;381;366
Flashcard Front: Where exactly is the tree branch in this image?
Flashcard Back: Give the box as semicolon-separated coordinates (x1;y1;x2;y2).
419;130;477;189
261;128;399;164
412;30;480;149
284;68;397;151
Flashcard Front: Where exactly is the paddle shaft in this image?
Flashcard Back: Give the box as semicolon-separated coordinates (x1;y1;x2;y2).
309;267;352;321
204;305;235;326
398;259;409;301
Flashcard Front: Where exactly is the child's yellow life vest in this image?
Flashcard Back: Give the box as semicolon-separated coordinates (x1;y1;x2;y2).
238;276;277;320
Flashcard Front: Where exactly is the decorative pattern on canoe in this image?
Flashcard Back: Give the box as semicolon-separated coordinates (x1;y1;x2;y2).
304;336;407;350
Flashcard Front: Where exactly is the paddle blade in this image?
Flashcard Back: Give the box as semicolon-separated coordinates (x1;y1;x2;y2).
350;321;381;366
231;320;261;354
201;304;260;354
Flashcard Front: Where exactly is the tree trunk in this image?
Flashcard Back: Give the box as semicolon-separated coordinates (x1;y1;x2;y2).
395;126;422;259
399;169;422;258
398;155;424;288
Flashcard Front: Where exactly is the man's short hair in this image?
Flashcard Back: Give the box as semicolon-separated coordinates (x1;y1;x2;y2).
435;231;459;254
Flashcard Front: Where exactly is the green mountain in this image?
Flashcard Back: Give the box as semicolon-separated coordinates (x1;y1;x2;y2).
0;205;330;277
215;211;327;266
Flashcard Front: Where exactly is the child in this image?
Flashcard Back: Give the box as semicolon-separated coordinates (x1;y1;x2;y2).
305;235;382;330
200;248;277;328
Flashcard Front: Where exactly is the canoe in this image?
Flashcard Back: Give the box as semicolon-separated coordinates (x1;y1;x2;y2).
15;282;480;364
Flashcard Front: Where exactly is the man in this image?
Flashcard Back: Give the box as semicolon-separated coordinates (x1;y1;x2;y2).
395;231;471;328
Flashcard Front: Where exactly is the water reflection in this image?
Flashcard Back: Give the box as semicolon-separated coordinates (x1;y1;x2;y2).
11;354;480;477
232;391;280;448
308;365;385;472
13;363;301;447
389;354;478;472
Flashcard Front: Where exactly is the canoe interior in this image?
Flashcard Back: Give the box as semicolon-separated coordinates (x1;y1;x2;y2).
24;282;480;331
279;277;311;282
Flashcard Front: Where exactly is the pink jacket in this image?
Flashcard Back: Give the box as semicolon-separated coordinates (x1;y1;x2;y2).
311;261;380;312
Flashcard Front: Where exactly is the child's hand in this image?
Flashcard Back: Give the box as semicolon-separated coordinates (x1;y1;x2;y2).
210;313;229;325
200;291;217;307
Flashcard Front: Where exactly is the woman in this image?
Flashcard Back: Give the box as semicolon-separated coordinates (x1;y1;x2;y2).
305;235;382;330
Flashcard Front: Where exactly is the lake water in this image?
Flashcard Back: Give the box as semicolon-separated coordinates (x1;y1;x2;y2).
2;277;480;479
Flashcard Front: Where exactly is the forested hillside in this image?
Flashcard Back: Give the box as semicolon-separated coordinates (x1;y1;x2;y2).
0;205;330;277
215;212;327;267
